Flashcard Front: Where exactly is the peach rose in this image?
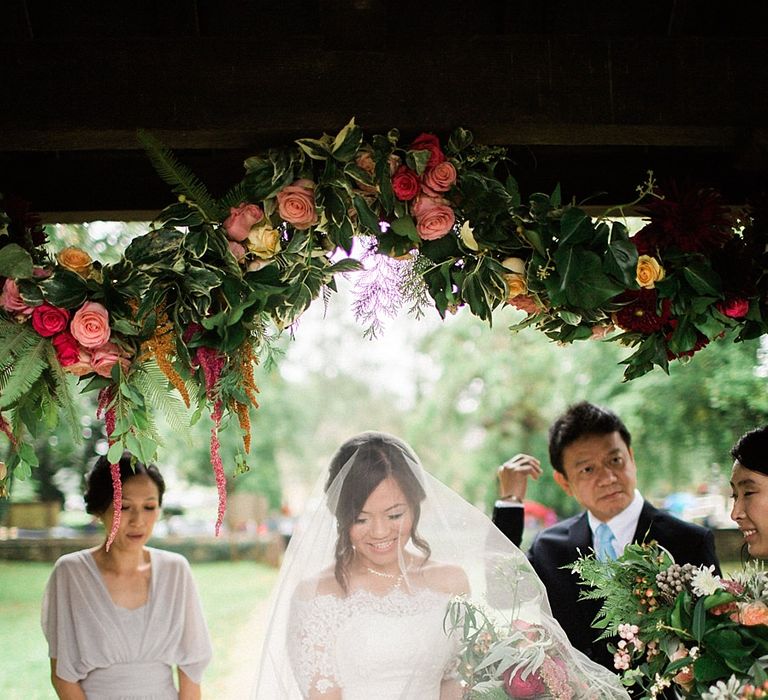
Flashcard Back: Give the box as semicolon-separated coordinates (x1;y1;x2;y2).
590;323;615;340
670;646;694;690
57;247;93;277
508;294;542;315
355;151;375;176
70;301;111;348
91;341;123;378
422;161;457;194
740;601;768;626
247;225;282;259
636;255;665;289
0;279;34;316
276;179;318;229
502;257;528;298
64;347;94;377
223;203;264;242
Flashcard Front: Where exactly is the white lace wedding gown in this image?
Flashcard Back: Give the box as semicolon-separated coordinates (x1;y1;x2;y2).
289;586;459;699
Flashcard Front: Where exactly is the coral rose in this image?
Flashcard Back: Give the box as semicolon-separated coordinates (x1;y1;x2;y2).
410;133;445;168
508;294;542;315
422;161;457;194
70;301;111;348
636;255;666;289
392;166;420;201
31;303;70;337
247;225;282;259
57;247;93;277
223;203;264;242
91;341;123;378
52;331;81;367
276;179;318;229
0;279;34;316
414;201;455;241
740;601;768;626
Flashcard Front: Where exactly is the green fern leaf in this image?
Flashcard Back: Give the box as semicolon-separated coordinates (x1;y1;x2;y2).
133;361;193;434
0;322;39;371
218;182;252;212
0;338;48;409
137;129;219;221
44;344;82;443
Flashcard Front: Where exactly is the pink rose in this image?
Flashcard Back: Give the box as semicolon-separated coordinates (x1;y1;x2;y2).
740;600;768;626
411;196;455;240
502;665;545;698
0;279;34;316
509;294;543;315
31;303;70;337
392;166;420;201
33;267;51;279
91;341;122;378
52;331;80;367
70;301;111;348
276;179;318;229
228;240;247;261
223;203;264;242
64;347;94;377
717;297;750;318
410;133;445;168
422;161;457;194
670;646;694;690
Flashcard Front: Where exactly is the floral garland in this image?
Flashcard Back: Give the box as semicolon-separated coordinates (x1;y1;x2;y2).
1;120;767;530
572;542;768;698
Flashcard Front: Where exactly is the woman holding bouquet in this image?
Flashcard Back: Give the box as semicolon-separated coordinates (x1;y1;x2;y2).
252;431;628;699
730;425;768;559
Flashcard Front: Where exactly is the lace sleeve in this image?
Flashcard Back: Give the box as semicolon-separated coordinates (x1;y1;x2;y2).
288;595;342;697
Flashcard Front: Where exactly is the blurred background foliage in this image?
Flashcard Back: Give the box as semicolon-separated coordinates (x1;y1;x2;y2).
4;221;768;523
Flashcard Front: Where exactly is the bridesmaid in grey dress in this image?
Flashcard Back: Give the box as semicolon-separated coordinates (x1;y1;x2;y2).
41;453;212;699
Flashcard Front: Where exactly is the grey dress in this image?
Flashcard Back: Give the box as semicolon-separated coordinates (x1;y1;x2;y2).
42;548;212;699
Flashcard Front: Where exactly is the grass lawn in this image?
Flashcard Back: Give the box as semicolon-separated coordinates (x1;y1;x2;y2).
0;559;278;699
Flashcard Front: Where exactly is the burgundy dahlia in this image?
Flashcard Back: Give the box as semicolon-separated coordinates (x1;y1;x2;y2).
614;290;671;334
638;183;732;254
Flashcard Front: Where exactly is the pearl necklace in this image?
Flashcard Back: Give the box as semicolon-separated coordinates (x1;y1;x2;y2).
365;566;404;589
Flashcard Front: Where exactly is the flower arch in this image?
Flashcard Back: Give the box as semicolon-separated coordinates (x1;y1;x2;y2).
1;119;766;543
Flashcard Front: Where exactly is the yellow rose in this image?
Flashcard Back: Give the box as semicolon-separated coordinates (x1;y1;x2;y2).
501;257;528;299
247;225;282;259
57;246;93;277
636;255;665;289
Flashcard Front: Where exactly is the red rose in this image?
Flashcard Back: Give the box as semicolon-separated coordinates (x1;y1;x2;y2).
502;665;546;698
392;166;420;201
717;297;750;318
52;331;81;366
410;133;445;168
31;303;70;337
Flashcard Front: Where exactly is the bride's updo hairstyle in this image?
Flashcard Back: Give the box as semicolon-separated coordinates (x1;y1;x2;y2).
731;425;768;475
325;432;431;591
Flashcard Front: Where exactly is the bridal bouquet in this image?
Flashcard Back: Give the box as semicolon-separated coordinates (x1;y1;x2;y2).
445;598;590;699
572;542;768;699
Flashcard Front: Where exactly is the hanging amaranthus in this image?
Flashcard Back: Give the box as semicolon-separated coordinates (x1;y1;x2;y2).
138;304;190;408
236;341;260;409
196;346;227;536
97;386;121;551
231;399;251;453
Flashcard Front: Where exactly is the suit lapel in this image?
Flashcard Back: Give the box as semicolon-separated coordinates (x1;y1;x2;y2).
632;500;657;544
569;511;593;555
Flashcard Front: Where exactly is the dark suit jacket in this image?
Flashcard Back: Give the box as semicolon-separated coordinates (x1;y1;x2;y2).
492;501;720;670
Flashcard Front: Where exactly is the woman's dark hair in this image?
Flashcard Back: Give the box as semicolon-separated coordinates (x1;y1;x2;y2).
548;401;632;474
731;426;768;476
84;452;165;515
325;432;430;592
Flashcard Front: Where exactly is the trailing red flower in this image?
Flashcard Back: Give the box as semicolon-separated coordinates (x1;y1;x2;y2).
613;290;671;334
638;182;733;254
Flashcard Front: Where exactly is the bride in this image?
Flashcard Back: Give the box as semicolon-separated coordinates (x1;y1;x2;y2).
252;431;629;699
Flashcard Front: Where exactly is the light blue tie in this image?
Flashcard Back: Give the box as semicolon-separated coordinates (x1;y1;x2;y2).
595;523;617;561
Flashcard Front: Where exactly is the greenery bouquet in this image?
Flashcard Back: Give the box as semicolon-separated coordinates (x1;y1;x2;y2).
572;542;768;698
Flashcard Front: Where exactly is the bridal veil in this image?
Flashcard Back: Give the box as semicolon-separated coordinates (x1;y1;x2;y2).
252;431;628;699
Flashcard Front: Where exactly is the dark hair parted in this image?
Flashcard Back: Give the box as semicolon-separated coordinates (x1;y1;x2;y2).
731;426;768;476
325;432;430;592
548;401;632;474
84;452;165;515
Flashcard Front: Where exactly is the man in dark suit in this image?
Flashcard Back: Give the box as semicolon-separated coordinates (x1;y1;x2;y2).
492;401;720;671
